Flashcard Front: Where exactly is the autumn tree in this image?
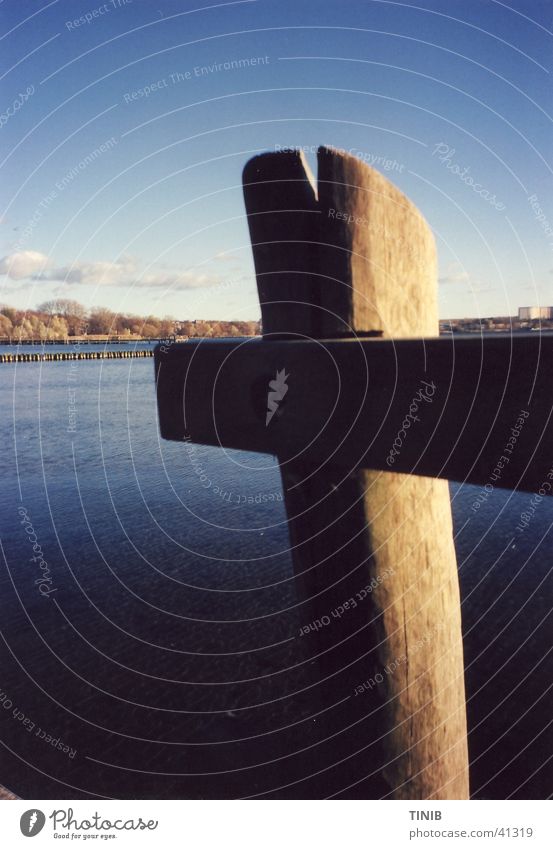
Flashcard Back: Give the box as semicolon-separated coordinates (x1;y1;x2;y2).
0;313;13;339
0;302;259;340
38;299;86;318
38;299;88;334
140;323;160;338
46;316;69;339
158;317;175;337
1;306;19;323
88;307;117;335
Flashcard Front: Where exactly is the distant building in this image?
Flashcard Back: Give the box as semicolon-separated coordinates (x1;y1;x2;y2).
518;306;553;320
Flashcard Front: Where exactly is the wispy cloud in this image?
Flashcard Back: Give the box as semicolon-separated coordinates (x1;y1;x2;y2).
438;263;470;285
0;250;221;291
134;269;219;290
469;284;497;294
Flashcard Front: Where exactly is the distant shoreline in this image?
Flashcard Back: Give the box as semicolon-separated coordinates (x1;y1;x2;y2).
0;336;178;346
3;325;553;346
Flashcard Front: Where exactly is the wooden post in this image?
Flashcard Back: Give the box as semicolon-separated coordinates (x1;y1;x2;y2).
243;147;469;799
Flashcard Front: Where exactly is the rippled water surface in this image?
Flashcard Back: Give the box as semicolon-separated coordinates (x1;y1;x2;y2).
0;357;550;798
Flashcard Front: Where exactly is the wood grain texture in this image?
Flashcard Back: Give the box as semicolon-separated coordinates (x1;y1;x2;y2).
317;145;438;336
243;146;469;799
156;334;553;494
0;784;18;799
242;150;319;336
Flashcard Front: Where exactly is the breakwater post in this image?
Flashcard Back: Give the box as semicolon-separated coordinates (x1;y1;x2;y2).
154;148;553;799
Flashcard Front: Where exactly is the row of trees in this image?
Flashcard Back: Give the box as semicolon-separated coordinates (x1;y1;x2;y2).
0;300;260;341
175;320;260;338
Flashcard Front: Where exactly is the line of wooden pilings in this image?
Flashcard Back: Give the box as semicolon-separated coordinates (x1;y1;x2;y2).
0;350;154;364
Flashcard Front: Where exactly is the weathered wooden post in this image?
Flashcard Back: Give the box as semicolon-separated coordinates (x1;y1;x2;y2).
242;147;468;799
155;147;553;799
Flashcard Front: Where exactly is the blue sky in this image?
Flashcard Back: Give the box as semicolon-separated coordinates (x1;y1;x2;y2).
1;0;552;320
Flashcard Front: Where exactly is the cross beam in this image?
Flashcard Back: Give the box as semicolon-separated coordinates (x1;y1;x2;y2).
154;146;537;799
155;332;553;495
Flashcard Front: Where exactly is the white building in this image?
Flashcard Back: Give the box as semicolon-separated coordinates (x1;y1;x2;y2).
518;306;553;320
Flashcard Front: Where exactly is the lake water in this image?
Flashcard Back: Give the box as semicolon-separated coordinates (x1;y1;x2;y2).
0;355;550;799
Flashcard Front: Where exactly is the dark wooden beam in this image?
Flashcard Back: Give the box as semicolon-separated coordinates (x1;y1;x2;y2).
158;147;471;799
155;332;553;495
